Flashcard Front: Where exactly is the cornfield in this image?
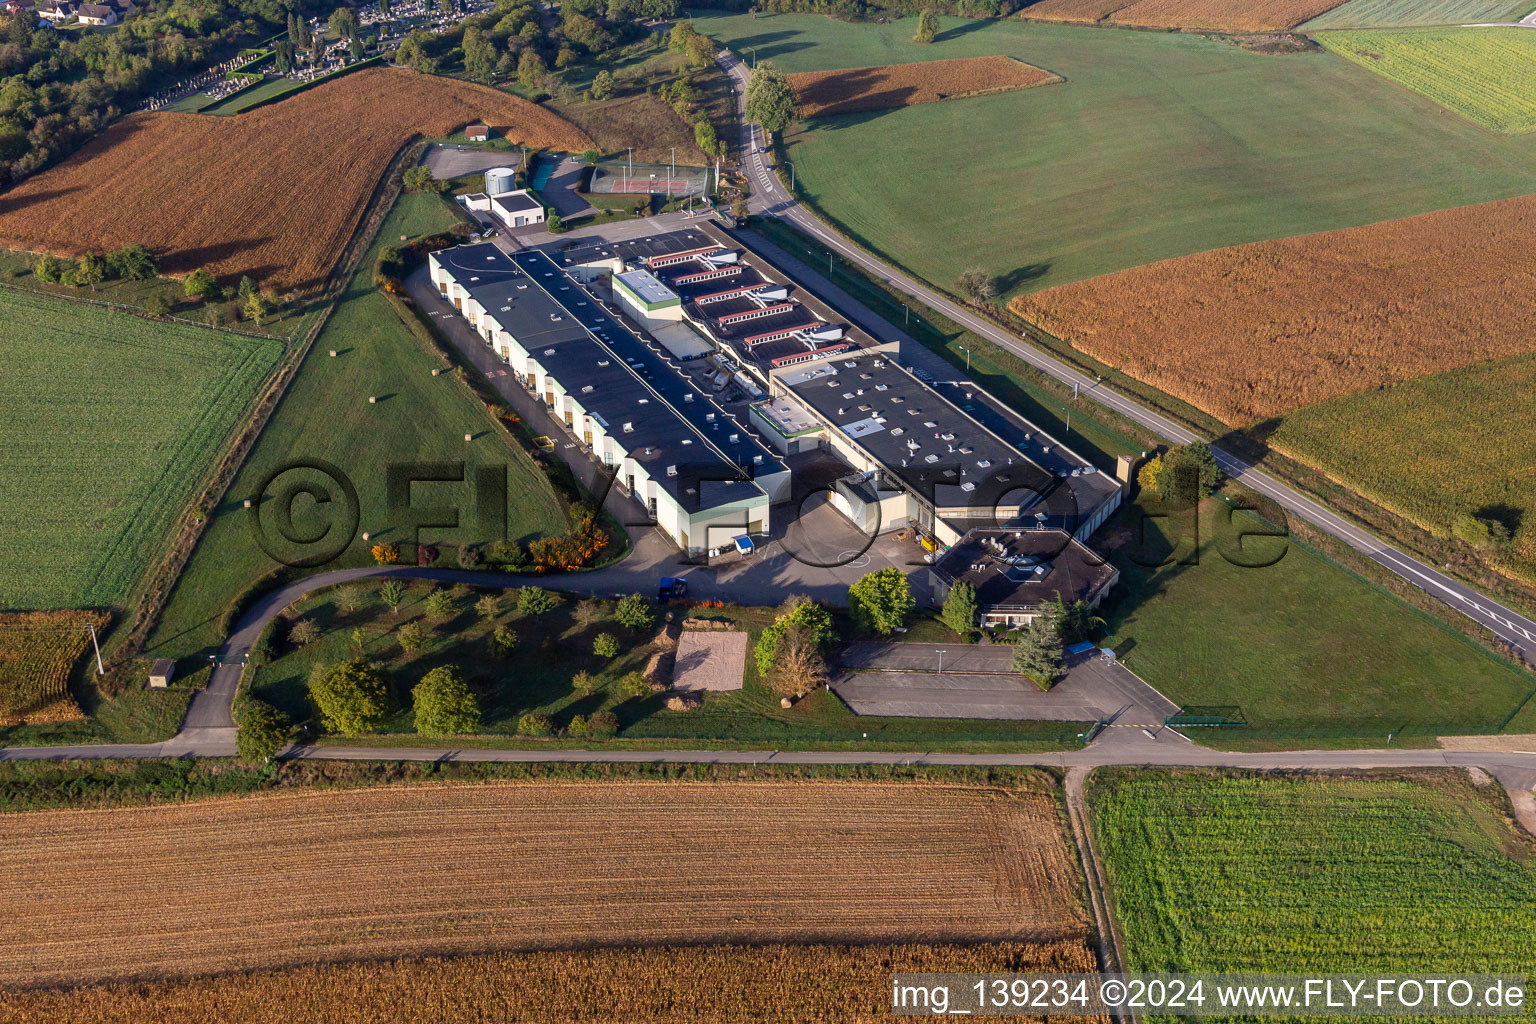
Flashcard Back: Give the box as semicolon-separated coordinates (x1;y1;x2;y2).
1318;28;1536;133
789;57;1060;119
1021;0;1343;30
0;941;1105;1023
0;69;592;293
1011;193;1536;424
0;779;1087;986
0;610;107;726
1089;769;1536;984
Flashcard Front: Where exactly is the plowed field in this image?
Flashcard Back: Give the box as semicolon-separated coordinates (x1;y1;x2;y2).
789;56;1060;118
1011;194;1536;423
0;942;1106;1023
1021;0;1344;30
0;610;106;725
0;779;1084;986
0;69;590;292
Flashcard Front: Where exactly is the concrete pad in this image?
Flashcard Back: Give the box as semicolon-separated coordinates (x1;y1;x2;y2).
672;631;748;692
834;671;1097;722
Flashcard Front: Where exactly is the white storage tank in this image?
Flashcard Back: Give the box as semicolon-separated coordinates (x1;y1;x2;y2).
484;166;517;196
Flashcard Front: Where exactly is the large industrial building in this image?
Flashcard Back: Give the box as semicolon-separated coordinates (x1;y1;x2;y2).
431;220;1127;565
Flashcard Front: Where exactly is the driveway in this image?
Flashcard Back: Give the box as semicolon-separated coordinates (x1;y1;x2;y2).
536;156;597;220
833;642;1179;725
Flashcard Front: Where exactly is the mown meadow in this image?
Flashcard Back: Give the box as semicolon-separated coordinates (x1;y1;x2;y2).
1089;769;1536;985
0;290;282;611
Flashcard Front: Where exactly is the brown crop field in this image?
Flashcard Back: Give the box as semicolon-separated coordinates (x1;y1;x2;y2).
789;57;1061;118
1011;194;1536;424
0;610;107;726
0;778;1084;986
0;941;1105;1023
0;69;590;292
1020;0;1343;30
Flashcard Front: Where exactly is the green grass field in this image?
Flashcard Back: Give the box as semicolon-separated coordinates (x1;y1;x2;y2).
1302;0;1534;29
257;580;1082;751
1272;351;1536;588
1319;27;1536;132
145;194;571;659
0;290;282;611
693;11;1536;296
1089;770;1536;986
1101;496;1535;738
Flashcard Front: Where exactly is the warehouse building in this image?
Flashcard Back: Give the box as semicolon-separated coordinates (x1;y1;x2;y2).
429;242;789;557
930;528;1121;629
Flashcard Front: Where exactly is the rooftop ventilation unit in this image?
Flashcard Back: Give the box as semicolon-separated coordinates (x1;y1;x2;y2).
683;394;694;403
581;385;595;394
681;438;693;446
598;360;610;367
666;465;678;477
469;276;480;282
753;455;763;465
961;482;976;492
638;398;650;405
706;412;716;422
623;422;634;433
729;433;739;444
543;348;556;356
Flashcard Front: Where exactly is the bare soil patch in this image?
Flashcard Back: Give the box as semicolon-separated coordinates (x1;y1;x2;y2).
0;778;1084;986
1011;194;1536;423
789;56;1060;119
0;69;591;292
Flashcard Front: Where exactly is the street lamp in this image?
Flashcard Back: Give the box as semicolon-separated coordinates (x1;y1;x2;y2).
935;649;944;675
959;344;971;372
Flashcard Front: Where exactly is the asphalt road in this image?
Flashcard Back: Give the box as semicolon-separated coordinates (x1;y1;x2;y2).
717;51;1536;666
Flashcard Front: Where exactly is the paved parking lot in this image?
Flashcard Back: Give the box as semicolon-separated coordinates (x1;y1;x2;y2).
833;643;1179;725
422;144;519;181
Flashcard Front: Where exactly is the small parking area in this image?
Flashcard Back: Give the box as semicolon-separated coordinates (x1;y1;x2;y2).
422;144;519;181
832;643;1179;724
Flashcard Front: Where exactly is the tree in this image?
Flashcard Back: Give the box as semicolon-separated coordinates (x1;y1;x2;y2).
183;267;220;301
517;48;547;88
1452;513;1511;549
412;665;481;736
955;268;997;304
684;32;713;70
848;567;915;636
143;292;172;317
349;33;366;62
33;255;68;283
731;196;749;221
237;274;257;301
403;165;441;193
1139;442;1222;504
439;0;454;16
744;61;796;135
328;7;358;41
1011;614;1063;690
74;251;106;291
475;593;500;620
463;25;498;82
588;710;619;737
914;7;939;43
617;671;649;698
397;622;430;652
107;243;156;280
378;0;391;18
582;147;603;164
517;712;553;736
592;632;619;658
589;69;614;101
274;38;294;73
288;618;321;646
941;580;979;639
250;621;277;666
669;20;696;51
242;290;267;324
693;116;721;159
546;210;564;233
424;588;457;621
379;579;406;614
309;659;391;736
234;698;291;763
571;669;596;694
754;596;836;676
518;586;556;615
1050;595;1104;645
614;593;654;632
490;624;519;658
768;623;828;698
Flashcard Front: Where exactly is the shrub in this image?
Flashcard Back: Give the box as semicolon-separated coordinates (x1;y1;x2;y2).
571;669;596;694
417;543;440;566
516;712;554;737
587;710;619;737
566;713;590;737
397;622;430;652
574;598;605;628
614;592;654;632
518;586;556;615
234;698;291;764
249;621;277;667
336;585;366;613
617;671;650;699
592;632;619;658
372;542;400;565
490;625;518;658
475;594;500;620
1139;442;1222;504
490;539;527;567
308;659;391;736
412;664;481;736
183;267;221;301
457;542;482;568
424;588;457;621
287;618;322;646
1452;513;1511;549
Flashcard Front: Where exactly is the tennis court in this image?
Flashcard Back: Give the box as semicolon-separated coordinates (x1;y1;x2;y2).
590;161;709;197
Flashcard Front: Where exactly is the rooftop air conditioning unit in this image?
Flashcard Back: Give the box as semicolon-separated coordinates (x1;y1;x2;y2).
684;394;694;403
753;455;763;465
623;422;634;433
666;465;678;477
729;433;739;443
581;385;595;394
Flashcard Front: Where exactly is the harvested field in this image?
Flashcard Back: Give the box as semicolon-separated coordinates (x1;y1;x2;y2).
1302;0;1536;28
789;56;1060;118
1011;194;1536;424
1021;0;1344;29
0;69;590;292
0;779;1084;986
0;611;106;726
0;942;1103;1023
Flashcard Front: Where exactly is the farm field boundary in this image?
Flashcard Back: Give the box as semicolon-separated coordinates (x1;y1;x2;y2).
1019;0;1346;30
0;778;1087;986
1318;27;1536;133
789;56;1061;118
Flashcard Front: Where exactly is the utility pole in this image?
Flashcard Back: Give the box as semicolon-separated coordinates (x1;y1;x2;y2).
85;621;104;676
936;649;944;675
960;344;971;371
669;145;675;199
